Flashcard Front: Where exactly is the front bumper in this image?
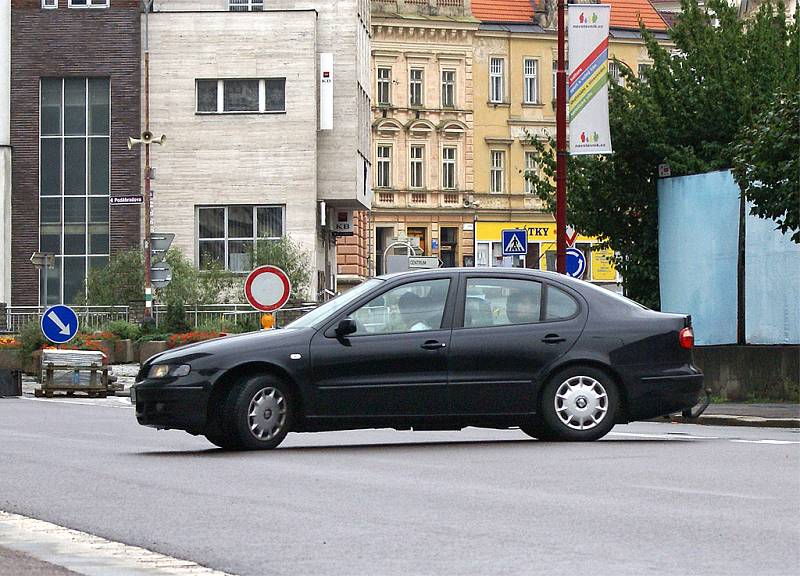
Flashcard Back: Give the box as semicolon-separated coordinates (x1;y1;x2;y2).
133;380;211;431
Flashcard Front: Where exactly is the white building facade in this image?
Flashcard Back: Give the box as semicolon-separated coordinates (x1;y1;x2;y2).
149;0;372;299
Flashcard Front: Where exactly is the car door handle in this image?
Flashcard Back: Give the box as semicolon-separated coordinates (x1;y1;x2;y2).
541;334;566;344
421;340;447;350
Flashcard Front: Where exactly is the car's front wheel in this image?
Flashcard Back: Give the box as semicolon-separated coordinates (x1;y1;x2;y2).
535;366;619;441
219;374;294;450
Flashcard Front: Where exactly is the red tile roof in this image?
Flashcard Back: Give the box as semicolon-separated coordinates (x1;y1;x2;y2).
472;0;668;31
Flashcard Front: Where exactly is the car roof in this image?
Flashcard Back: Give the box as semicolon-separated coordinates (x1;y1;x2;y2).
378;267;578;285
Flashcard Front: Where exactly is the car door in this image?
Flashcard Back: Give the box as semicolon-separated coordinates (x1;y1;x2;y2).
309;276;456;417
447;274;587;415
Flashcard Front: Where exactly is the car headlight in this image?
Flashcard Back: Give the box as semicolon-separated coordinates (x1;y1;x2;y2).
147;364;191;379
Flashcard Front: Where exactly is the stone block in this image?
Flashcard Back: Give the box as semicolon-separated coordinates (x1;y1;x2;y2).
138;341;168;364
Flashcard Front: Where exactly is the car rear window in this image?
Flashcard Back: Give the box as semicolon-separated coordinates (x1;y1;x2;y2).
546;286;579;320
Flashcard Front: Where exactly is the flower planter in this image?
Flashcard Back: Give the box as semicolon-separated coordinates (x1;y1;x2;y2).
138;341;168;364
114;339;135;364
0;349;22;371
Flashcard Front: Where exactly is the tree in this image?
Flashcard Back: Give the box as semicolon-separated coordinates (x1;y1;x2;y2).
250;236;313;303
84;249;144;306
525;0;798;308
733;91;800;242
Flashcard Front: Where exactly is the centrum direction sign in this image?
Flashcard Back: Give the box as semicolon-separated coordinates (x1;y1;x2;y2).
245;266;291;312
408;256;441;269
40;305;79;344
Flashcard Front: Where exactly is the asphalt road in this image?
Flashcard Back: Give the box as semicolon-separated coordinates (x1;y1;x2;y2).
1;397;798;576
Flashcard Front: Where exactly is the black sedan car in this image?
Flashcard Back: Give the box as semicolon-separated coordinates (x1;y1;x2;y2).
132;268;703;449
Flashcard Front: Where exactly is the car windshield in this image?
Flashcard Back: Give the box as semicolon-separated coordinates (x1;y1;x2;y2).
284;279;385;329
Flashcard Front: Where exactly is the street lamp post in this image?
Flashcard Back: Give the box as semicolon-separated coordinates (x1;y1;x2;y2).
556;0;568;275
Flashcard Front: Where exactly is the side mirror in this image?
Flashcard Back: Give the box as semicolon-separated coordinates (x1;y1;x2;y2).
335;318;357;337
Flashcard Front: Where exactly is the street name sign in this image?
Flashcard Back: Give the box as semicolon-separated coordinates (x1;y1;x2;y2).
409;256;441;269
502;229;528;256
41;305;79;344
109;195;144;205
566;247;587;279
245;266;291;312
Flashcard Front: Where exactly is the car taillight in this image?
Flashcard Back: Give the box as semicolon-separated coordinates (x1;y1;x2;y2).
679;327;694;349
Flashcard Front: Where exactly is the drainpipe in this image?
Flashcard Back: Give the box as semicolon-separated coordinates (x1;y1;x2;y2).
0;0;11;305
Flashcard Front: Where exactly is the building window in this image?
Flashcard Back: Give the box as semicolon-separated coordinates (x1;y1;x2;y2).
196;79;285;114
198;205;285;272
229;0;264;11
68;0;109;7
524;152;538;194
638;63;652;84
441;70;456;108
376;145;392;188
490;57;504;103
524;58;538;104
377;67;392;106
410;68;424;107
410;145;425;189
442;147;457;190
490;150;504;193
609;61;622;85
42;0;57;8
39;78;110;305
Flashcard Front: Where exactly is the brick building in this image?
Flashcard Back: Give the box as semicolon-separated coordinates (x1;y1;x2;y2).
9;0;141;306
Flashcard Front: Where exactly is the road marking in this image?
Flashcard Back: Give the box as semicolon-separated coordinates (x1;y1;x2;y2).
628;485;776;501
20;396;133;409
0;510;234;576
730;439;800;445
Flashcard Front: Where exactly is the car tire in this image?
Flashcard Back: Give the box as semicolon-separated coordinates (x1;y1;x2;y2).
204;431;242;450
519;418;558;441
537;366;619;442
221;374;294;450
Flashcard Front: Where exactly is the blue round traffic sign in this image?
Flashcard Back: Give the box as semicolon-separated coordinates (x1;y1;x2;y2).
566;248;587;279
41;305;79;344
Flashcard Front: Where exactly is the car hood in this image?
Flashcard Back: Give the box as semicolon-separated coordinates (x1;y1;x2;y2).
145;328;313;367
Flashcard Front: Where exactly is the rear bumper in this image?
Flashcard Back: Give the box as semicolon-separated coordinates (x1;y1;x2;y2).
625;368;705;421
133;381;210;431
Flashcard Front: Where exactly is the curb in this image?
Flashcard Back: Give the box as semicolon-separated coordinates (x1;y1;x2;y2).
666;414;800;429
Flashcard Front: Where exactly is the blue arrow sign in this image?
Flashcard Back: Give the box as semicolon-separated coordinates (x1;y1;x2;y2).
40;305;79;344
566;247;587;279
502;229;528;256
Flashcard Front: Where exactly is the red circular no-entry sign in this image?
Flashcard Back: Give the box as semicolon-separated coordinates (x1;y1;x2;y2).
244;266;292;312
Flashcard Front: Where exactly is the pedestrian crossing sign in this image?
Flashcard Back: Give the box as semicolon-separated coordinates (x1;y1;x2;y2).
502;229;528;256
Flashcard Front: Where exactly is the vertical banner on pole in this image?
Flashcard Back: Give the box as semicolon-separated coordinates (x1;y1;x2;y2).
568;5;613;155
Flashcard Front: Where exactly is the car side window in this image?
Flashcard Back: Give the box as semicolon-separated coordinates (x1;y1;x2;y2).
546;285;579;320
350;278;450;335
464;278;542;328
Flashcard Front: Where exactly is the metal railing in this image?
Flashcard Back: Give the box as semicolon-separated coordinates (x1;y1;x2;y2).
4;306;129;333
3;304;316;333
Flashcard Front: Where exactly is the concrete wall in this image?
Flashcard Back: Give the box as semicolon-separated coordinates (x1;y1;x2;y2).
147;11;319;282
694;346;800;402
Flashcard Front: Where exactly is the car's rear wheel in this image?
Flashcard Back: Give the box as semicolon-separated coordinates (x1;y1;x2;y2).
220;374;294;450
536;366;619;441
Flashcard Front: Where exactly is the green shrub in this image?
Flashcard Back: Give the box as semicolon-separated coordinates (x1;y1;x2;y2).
105;320;141;341
17;321;48;362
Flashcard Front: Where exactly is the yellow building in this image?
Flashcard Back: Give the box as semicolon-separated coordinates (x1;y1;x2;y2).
342;0;670;285
469;0;670;284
